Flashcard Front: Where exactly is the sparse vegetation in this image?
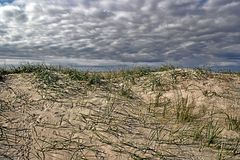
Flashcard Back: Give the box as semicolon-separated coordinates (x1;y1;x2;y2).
0;74;4;82
205;120;223;146
224;113;240;131
120;84;133;99
175;96;195;123
0;64;239;159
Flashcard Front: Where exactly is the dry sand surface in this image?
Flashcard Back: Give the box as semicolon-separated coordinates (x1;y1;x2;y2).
0;68;240;159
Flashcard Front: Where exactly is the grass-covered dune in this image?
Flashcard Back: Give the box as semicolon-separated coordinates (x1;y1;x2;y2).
0;64;240;160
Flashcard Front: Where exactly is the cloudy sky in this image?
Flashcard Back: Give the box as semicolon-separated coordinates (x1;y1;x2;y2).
0;0;240;69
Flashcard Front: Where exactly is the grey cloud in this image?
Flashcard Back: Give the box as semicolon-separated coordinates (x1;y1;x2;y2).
0;0;239;68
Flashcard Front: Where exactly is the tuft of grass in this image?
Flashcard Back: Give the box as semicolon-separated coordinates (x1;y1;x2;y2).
0;64;63;87
130;67;152;77
175;96;195;123
156;65;175;72
194;66;213;79
60;68;105;85
61;68;89;81
0;68;9;75
118;67;152;85
0;74;5;82
34;69;60;87
0;64;67;77
224;113;240;131
193;125;205;141
0;64;47;75
88;73;105;85
192;120;223;147
205;120;223;146
0;64;108;86
120;84;133;99
150;77;162;91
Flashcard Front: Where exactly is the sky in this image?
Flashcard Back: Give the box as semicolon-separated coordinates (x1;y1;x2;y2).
0;0;240;70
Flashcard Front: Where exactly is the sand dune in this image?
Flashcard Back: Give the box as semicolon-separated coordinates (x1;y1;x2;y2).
0;65;239;159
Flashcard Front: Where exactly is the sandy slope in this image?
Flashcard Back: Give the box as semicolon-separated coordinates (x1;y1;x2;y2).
0;69;240;159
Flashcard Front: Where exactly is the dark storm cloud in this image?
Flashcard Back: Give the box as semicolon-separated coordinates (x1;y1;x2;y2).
0;0;240;68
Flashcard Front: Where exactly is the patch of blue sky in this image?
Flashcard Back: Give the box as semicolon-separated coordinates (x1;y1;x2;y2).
0;0;14;5
198;0;208;6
